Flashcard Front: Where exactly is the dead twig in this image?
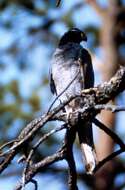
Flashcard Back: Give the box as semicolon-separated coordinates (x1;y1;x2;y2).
0;66;125;189
93;118;125;149
94;148;123;173
85;0;107;18
56;0;61;7
95;104;125;112
20;124;67;189
14;144;66;190
65;127;78;190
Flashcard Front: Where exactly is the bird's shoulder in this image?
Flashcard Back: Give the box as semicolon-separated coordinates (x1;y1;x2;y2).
79;48;92;63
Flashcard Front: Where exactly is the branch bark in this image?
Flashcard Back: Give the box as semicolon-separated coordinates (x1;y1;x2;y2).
0;66;124;190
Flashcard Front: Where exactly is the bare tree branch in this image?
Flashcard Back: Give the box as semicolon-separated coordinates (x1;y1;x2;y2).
95;104;125;112
84;0;107;18
20;124;67;189
64;127;78;190
0;66;125;189
56;0;61;7
93;118;125;149
14;145;66;190
94;148;123;173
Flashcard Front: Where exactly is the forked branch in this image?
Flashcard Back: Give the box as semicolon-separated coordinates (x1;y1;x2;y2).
0;66;125;190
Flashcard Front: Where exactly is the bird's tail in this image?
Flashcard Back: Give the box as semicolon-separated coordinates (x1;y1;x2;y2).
77;122;97;175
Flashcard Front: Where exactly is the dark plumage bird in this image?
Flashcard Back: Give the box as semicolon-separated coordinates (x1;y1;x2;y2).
50;28;97;174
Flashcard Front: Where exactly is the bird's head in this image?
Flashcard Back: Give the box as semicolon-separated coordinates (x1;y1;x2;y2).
59;28;87;46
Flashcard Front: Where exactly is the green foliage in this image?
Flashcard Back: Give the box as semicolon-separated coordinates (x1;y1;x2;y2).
28;92;41;111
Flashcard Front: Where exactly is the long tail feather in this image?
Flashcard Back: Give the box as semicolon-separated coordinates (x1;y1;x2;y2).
78;122;97;174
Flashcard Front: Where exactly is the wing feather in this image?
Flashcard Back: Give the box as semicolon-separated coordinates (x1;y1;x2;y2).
80;48;94;88
50;71;57;95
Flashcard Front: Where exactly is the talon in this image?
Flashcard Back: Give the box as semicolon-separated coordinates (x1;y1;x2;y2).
67;111;72;120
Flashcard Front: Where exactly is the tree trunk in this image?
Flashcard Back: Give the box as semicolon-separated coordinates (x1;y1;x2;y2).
93;1;121;189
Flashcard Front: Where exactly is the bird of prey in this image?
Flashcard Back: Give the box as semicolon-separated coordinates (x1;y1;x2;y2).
50;28;97;174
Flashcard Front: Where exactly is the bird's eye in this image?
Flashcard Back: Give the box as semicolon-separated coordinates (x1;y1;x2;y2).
81;32;84;38
80;32;87;41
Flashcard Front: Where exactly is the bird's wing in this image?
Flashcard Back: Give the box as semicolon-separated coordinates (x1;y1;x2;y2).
50;71;57;95
80;48;94;89
77;48;97;174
